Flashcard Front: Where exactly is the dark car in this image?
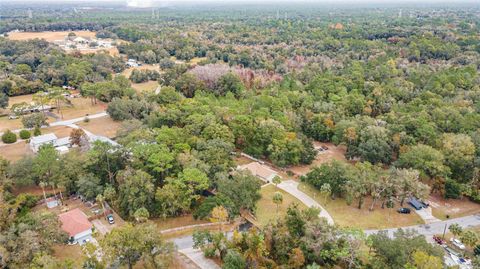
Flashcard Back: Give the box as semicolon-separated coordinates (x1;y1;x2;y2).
397;208;411;214
433;235;446;245
106;214;115;224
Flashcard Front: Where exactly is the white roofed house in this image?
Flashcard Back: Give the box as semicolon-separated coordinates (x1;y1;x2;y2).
30;133;58;152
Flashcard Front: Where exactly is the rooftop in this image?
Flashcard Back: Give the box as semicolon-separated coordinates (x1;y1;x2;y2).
238;162;278;181
30;133;58;145
58;208;92;237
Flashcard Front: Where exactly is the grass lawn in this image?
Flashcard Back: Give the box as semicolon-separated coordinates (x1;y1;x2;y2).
429;194;480;221
298;182;425;229
256;184;307;227
131;80;159;93
77;116;122;138
52;244;85;267
0;141;32;162
153;215;209;231
58;97;107;119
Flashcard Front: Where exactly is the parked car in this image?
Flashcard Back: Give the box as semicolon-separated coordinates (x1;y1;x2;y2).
433;235;445;245
450;238;466;250
8;114;18;120
397;208;411;214
107;214;115;224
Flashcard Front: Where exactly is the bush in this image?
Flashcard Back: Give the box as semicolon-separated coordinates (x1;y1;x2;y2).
444;179;462;199
19;130;31;140
474;244;480;256
33;127;41;136
2;130;17;144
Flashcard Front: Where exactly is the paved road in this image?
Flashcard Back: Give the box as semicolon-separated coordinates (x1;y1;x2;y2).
277;180;335;225
49;111;107;127
365;214;480;237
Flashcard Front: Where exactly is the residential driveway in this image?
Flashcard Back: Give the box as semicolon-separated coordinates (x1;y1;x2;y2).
414;207;441;224
179;248;220;269
92;219;110;235
277;180;334;225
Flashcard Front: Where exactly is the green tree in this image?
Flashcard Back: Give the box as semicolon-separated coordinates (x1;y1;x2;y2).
218;171;261;213
272;192;284;215
449;224;463;239
222;250;246;269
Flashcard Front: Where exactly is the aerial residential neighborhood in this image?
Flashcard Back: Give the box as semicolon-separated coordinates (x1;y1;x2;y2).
1;1;480;269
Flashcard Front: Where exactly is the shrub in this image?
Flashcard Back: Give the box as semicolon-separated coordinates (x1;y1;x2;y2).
33;127;41;136
444;179;462;199
2;130;17;144
19;129;31;140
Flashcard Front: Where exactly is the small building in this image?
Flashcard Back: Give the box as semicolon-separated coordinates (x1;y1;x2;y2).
30;133;58;152
408;197;425;210
237;162;279;183
58;208;93;245
46;197;59;208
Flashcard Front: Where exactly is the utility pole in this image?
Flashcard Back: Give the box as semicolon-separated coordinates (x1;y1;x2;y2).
442;222;447;240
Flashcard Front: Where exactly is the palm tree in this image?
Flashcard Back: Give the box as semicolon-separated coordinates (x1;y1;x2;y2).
449;224;463;239
272;192;283;216
96;194;106;218
57;182;65;204
32;91;51;115
48;87;68;119
39;181;47;204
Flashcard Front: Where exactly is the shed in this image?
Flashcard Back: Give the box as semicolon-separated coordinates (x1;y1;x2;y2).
408;198;424;210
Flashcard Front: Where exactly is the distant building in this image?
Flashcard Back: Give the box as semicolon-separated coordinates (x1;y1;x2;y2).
58;208;93;245
237;162;279;183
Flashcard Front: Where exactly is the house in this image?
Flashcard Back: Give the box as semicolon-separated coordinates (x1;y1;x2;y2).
58;208;93;245
126;59;139;67
46;197;59;208
237;162;279;183
30;133;58;152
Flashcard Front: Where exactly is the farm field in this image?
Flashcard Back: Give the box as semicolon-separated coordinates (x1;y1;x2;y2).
298;182;425;229
256;184;307;227
77;116;122;138
7;30;96;42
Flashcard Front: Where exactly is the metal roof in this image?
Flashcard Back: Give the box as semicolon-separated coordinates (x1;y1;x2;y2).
30;133;58;145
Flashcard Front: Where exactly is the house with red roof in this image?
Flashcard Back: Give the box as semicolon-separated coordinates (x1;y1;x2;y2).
58;208;93;245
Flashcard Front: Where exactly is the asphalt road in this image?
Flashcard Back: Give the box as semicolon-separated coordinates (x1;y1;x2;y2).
172;214;480;250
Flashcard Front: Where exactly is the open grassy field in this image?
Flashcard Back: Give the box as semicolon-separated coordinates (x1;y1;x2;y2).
429;194;480;220
59;97;107;119
0;141;33;162
298;182;424;229
120;64;161;78
7;30;96;42
256;184;307;227
0;117;24;133
77;116;121;138
132;80;159;92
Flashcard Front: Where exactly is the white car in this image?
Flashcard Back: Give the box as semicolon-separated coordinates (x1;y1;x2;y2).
450;238;466;250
